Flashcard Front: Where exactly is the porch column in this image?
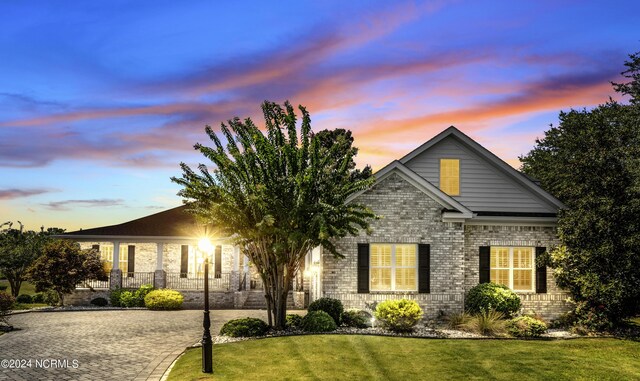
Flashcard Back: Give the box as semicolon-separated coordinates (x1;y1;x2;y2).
109;241;122;290
243;254;250;290
230;246;240;291
154;242;166;289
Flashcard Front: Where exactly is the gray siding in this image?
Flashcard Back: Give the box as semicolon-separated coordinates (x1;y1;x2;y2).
404;136;555;213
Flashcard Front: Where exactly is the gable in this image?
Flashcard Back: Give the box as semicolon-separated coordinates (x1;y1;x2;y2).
403;135;557;214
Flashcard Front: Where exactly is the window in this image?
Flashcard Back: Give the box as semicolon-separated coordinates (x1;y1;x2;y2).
370;244;417;291
440;159;460;196
99;244;128;273
490;247;534;292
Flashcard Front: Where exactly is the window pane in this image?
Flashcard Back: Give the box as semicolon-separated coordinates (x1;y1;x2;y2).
396;245;416;267
371;268;391;291
514;247;532;268
371;244;391;267
491;247;509;268
396;268;417;290
513;269;533;291
490;269;509;287
440;159;460;195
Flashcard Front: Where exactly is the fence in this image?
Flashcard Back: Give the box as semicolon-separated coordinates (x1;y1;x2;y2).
81;276;110;289
166;273;230;290
121;272;155;289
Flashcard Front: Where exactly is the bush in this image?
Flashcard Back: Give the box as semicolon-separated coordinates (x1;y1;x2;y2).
301;311;337;332
43;290;60;306
90;297;108;307
446;312;472;329
308;297;343;325
16;294;33;304
461;310;506;336
119;291;138;307
465;283;521;317
374;299;423;332
342;309;371;328
109;287;123;307
220;317;269;337
0;285;7;291
32;293;45;303
144;289;183;310
134;284;154;306
507;316;547;338
285;314;303;329
0;293;15;325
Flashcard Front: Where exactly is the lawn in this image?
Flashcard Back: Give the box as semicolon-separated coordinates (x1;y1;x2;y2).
0;280;37;296
168;335;640;381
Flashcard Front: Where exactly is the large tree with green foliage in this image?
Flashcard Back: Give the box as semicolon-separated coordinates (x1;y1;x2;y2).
0;223;64;297
27;240;107;306
172;101;375;328
520;52;640;328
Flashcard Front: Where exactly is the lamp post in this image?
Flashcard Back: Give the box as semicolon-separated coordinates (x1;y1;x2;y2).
198;238;213;374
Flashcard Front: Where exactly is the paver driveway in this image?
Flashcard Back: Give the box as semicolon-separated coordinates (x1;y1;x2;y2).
0;309;270;381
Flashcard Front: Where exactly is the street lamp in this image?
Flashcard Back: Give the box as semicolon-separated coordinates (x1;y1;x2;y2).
198;237;214;374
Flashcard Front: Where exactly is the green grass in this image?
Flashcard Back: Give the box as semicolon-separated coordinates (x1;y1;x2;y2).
12;303;49;310
0;280;37;296
168;336;640;381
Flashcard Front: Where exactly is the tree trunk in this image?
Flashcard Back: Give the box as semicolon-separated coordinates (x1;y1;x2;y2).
57;290;64;307
7;276;22;298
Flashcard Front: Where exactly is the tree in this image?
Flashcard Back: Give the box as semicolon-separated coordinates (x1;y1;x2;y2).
314;129;373;182
0;223;63;297
27;240;107;306
520;56;640;327
172;101;375;328
612;51;640;104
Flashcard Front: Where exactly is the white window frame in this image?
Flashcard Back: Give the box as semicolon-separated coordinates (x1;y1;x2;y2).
370;243;418;292
491;247;535;293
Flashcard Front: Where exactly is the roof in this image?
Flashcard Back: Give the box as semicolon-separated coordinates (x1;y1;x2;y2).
63;205;204;239
347;160;473;219
399;126;565;211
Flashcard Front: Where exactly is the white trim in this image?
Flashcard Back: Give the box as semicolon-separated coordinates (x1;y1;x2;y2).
347;161;473;218
491;246;535;293
57;235;231;244
466;216;557;226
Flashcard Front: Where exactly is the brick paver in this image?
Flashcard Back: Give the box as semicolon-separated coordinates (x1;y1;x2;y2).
0;309;270;381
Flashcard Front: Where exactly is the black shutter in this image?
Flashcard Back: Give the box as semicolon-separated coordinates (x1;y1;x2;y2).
91;244;100;252
215;245;222;279
535;247;547;294
180;245;189;278
127;245;135;276
418;244;430;293
357;243;369;293
479;246;490;284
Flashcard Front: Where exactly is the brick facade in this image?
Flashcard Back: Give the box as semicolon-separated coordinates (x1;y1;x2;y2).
323;171;571;320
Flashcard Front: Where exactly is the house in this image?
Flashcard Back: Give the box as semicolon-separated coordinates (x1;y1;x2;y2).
64;126;570;318
321;126;569;319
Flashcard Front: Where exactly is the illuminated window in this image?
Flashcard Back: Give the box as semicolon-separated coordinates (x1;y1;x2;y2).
99;244;128;273
490;247;534;292
440;159;460;196
370;244;417;291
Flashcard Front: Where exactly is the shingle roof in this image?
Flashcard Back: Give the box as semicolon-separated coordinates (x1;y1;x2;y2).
63;205;202;237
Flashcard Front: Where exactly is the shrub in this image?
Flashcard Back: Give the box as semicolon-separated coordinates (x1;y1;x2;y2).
446;312;472;329
465;283;521;317
0;285;7;291
43;289;60;306
301;311;337;332
109;287;123;307
374;299;423;332
507;316;547;338
32;293;45;303
16;294;33;304
342;308;371;328
461;310;506;336
119;291;138;308
90;297;108;307
144;289;183;310
220;317;269;337
0;293;15;325
573;301;614;332
134;284;154;306
308;297;343;325
285;314;303;329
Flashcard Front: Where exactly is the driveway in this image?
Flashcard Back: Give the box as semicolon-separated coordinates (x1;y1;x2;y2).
0;309;272;381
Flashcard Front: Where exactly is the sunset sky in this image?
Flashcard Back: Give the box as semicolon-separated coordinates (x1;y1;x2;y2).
1;1;638;231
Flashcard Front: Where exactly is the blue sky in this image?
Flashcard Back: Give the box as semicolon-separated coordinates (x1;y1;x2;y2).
1;0;638;230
